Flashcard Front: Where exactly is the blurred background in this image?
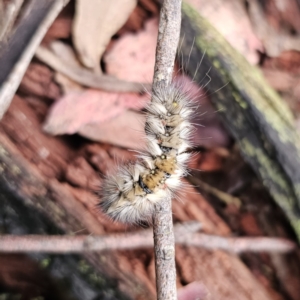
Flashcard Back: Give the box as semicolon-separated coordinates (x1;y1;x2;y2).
0;0;300;299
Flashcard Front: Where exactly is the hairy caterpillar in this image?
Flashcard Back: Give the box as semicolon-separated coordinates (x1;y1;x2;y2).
99;82;194;224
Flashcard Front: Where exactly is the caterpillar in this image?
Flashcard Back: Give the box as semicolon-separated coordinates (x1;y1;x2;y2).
98;82;194;224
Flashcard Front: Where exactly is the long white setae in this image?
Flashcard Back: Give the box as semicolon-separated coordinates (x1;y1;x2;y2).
99;82;194;224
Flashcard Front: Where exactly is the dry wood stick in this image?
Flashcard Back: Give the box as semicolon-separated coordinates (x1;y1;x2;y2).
151;0;182;299
0;222;199;253
0;0;70;119
0;230;295;254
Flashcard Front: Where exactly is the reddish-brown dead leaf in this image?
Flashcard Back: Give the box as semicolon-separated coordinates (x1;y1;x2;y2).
78;110;145;150
189;149;228;172
104;18;158;82
263;50;300;75
248;0;300;57
49;74;230;149
177;282;207;300
186;0;263;64
43;89;148;135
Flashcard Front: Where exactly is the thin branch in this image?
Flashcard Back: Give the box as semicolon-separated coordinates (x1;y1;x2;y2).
189;176;241;207
35;45;150;93
0;0;70;119
0;222;199;253
0;223;295;254
176;233;296;254
151;0;182;299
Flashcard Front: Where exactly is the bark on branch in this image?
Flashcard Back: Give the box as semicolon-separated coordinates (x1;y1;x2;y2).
0;228;295;254
151;0;182;299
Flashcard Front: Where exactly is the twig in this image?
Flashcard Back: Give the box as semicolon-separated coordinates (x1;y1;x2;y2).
151;0;182;299
0;222;295;254
35;45;150;93
0;222;199;253
189;176;241;207
176;233;296;254
0;0;70;119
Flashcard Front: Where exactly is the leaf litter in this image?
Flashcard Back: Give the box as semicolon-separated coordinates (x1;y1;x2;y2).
3;0;300;299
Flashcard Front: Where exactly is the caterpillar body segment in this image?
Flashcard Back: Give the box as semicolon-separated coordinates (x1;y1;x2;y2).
99;83;194;224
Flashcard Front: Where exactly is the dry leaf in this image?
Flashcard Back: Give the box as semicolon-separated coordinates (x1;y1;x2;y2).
248;0;300;57
186;0;263;64
36;43;146;93
177;282;207;300
262;68;296;91
43;89;148;135
79;110;145;150
55;72;83;94
77;75;230;150
73;0;137;71
104;18;158;82
50;41;84;93
50;40;82;69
